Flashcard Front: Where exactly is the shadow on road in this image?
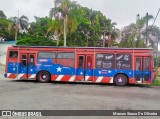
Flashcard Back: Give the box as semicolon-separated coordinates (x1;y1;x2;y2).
9;79;156;88
10;79;38;83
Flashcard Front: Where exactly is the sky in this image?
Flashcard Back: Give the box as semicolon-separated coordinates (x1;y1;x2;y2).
0;0;160;29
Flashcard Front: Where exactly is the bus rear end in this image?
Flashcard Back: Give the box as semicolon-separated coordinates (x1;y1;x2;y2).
4;46;37;80
4;46;19;79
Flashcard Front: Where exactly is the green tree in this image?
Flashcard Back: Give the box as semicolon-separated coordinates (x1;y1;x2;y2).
119;32;136;48
65;6;119;47
109;28;120;47
147;25;160;48
67;21;96;47
136;14;154;47
9;15;29;41
50;0;80;46
0;10;6;19
0;11;14;40
17;36;57;46
0;18;15;40
120;14;154;48
29;16;52;36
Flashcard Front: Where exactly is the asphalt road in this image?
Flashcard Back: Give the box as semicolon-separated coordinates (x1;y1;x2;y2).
0;64;160;119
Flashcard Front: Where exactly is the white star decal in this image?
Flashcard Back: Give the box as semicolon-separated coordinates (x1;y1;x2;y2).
57;67;62;72
13;68;16;71
118;78;123;83
80;72;83;75
99;71;101;74
30;69;33;72
129;72;132;75
108;70;111;73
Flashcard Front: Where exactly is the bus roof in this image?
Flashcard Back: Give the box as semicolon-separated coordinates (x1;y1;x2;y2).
11;45;153;50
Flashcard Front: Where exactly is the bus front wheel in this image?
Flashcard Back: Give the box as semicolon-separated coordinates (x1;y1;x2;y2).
114;74;128;86
37;71;51;83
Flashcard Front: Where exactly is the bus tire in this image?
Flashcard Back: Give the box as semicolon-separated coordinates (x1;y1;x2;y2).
114;74;128;86
37;71;51;83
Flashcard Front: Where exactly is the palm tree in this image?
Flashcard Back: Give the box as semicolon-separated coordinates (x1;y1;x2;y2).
104;21;119;47
47;18;63;46
9;15;29;41
50;0;79;46
110;28;120;46
120;14;154;48
147;25;160;48
136;14;154;47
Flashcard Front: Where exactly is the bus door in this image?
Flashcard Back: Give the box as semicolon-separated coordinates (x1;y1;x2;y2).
143;57;151;83
77;55;93;81
20;53;36;79
135;57;151;83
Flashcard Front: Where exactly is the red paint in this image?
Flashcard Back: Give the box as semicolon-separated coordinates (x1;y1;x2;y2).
5;46;154;85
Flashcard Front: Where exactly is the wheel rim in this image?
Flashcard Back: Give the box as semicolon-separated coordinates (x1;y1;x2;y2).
116;76;126;85
40;73;48;81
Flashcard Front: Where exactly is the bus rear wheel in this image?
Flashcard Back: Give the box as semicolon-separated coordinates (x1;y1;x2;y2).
114;74;128;86
37;71;51;83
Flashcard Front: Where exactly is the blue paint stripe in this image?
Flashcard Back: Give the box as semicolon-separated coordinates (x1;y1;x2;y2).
7;62;151;78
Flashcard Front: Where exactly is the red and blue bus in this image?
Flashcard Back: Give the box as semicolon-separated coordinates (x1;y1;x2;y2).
4;46;155;86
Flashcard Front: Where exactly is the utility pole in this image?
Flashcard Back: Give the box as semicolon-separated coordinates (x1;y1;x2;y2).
156;36;159;69
151;8;160;71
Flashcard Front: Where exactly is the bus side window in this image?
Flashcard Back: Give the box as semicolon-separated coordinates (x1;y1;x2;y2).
29;55;34;67
79;56;84;68
22;55;27;67
9;51;18;58
136;58;141;70
144;58;150;70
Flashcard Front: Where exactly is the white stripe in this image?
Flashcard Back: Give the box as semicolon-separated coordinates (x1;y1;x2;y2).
16;74;24;79
137;78;142;83
85;76;90;81
96;77;103;83
56;75;64;81
29;74;36;79
69;76;76;82
7;73;11;77
109;77;113;83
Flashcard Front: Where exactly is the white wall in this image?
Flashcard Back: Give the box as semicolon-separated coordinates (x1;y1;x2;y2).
0;44;11;65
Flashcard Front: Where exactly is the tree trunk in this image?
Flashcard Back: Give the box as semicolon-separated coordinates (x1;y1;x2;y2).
64;16;67;47
15;30;18;42
108;34;111;47
56;40;59;46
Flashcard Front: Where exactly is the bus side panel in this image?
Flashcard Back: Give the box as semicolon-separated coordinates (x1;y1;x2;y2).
7;62;20;79
37;58;76;82
6;55;20;79
93;69;113;83
94;68;138;84
50;64;76;82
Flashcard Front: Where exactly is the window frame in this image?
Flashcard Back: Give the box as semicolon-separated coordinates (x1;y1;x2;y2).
9;51;18;58
96;53;115;69
38;52;56;59
144;57;150;70
116;54;132;70
57;52;75;59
